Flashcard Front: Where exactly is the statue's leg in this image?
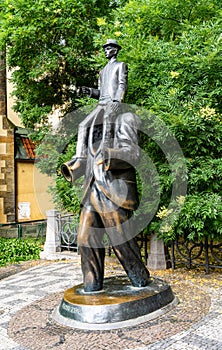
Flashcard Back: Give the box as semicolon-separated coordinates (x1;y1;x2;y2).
112;237;150;287
75;105;103;158
102;208;150;287
78;205;105;292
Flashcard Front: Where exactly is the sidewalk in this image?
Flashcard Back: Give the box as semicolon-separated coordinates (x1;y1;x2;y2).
0;256;221;350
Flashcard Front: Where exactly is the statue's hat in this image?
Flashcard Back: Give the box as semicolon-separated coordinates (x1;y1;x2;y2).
103;39;122;50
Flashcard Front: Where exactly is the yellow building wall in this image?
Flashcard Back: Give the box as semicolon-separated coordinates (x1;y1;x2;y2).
6;68;23;127
16;162;54;221
6;68;58;223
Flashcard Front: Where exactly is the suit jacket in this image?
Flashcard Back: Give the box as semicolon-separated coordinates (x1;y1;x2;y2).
76;111;141;211
89;57;128;104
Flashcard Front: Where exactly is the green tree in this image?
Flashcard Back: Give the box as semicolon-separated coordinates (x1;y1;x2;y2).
0;0;116;129
94;0;222;242
2;0;222;242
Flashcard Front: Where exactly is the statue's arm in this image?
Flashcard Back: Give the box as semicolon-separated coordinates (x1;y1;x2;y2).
61;157;86;184
88;88;100;99
80;86;100;99
113;62;128;102
81;71;101;100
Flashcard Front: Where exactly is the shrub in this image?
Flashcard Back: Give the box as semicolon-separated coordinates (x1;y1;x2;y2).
0;238;41;267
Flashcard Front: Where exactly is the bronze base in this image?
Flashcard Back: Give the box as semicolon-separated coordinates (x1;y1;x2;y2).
53;275;177;330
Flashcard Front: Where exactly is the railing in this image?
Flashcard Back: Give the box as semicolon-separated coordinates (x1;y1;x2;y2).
57;213;78;251
170;237;222;274
55;213;222;273
0;220;46;239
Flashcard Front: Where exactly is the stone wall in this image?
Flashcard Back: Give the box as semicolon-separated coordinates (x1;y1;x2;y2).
0;56;15;223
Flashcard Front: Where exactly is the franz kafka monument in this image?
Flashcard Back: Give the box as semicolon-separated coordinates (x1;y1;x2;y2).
54;39;176;330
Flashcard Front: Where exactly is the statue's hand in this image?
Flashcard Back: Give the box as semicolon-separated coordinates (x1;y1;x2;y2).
95;158;104;166
80;86;91;95
95;148;109;169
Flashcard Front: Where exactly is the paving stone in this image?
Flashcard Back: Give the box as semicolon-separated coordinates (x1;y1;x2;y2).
0;259;221;350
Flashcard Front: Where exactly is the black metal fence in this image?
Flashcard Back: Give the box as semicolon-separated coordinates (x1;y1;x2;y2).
0;220;46;239
55;213;222;273
56;213;78;251
170;237;222;274
110;233;222;273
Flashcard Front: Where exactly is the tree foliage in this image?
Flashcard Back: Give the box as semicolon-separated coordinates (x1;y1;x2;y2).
0;0;114;128
94;0;222;242
1;0;222;242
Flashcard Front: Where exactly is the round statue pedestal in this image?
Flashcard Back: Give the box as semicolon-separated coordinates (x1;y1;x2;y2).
53;275;177;330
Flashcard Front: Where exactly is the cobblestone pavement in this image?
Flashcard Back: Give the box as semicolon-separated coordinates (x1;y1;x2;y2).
0;257;221;350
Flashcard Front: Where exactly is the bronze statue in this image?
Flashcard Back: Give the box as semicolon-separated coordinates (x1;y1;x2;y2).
61;39;150;292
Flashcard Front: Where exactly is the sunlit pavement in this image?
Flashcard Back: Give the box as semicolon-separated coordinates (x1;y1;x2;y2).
0;258;221;350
